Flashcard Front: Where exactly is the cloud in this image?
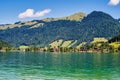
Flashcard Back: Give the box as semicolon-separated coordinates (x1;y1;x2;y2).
18;9;51;18
108;0;120;6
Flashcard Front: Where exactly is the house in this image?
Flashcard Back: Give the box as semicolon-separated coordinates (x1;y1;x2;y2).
19;45;29;52
92;38;108;43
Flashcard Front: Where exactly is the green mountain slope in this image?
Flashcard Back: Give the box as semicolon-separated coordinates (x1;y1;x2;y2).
43;12;87;22
78;11;120;40
0;11;120;47
0;40;12;49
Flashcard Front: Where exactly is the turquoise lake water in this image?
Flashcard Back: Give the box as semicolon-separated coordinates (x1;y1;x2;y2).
0;52;120;80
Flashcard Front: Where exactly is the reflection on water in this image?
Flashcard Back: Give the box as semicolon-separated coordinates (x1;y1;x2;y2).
0;52;120;80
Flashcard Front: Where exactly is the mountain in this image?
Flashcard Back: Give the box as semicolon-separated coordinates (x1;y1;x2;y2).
43;12;87;22
0;40;12;49
0;21;44;30
0;11;120;47
0;12;86;30
79;11;120;40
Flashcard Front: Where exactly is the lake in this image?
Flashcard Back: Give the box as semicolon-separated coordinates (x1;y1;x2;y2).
0;52;120;80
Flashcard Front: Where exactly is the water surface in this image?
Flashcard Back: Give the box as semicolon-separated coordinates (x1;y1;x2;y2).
0;52;120;80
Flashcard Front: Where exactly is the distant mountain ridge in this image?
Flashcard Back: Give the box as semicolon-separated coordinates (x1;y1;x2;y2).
43;12;87;22
0;11;120;47
0;12;86;30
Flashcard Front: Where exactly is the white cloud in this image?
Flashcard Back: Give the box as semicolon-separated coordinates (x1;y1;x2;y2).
18;9;51;18
108;0;120;6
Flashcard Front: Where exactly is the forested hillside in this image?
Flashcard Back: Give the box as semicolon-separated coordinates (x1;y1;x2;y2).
0;11;120;47
0;40;12;49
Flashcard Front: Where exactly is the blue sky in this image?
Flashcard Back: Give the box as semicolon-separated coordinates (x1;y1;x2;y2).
0;0;120;24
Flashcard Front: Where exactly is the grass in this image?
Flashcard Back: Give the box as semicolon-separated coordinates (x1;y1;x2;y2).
61;40;72;48
49;39;63;48
68;40;77;48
